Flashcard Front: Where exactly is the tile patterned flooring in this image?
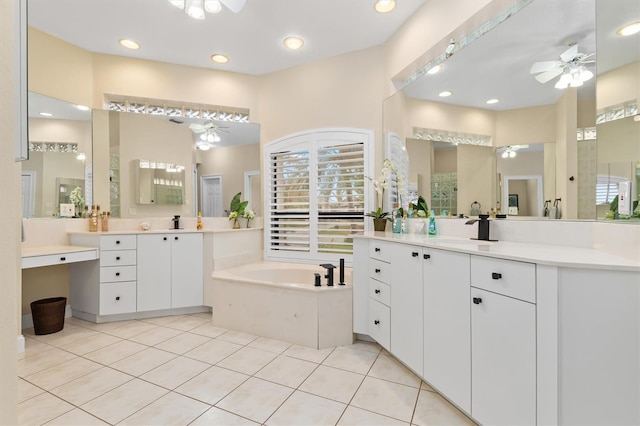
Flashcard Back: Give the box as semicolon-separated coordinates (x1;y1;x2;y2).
18;313;476;425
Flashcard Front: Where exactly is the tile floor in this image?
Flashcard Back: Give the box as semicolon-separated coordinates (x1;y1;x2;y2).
18;312;476;425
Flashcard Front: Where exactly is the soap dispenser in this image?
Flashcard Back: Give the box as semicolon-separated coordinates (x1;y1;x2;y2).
428;210;437;236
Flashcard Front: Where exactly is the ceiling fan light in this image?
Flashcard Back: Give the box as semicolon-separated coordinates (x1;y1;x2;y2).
509;151;516;158
204;0;222;13
186;0;205;19
580;68;593;82
213;132;221;142
501;151;508;158
168;0;185;8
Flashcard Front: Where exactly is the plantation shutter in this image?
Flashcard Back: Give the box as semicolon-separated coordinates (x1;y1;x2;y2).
264;129;373;263
317;143;365;254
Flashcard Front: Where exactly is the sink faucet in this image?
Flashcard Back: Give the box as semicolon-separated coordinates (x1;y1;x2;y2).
319;264;335;286
465;214;496;241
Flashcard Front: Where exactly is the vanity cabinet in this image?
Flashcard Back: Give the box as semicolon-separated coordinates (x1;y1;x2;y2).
367;240;392;350
389;244;423;376
137;232;203;312
69;234;138;319
423;248;471;413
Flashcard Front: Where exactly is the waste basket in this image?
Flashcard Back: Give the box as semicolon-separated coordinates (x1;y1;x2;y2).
30;297;66;335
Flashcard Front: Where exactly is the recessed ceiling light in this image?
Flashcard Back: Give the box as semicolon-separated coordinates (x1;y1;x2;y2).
119;39;140;50
427;64;442;75
39;112;52;117
283;36;304;50
374;0;396;13
76;104;90;111
439;91;452;97
486;98;499;104
211;54;229;64
617;21;640;36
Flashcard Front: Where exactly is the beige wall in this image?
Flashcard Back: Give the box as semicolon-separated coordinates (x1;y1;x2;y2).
597;61;640;109
1;0;20;422
555;88;579;219
198;143;261;213
457;144;495;216
495;104;556;146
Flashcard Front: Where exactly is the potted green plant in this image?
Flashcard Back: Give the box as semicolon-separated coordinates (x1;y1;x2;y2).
228;192;248;228
366;207;390;231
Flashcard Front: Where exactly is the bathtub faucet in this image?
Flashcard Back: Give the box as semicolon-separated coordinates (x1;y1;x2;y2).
319;264;335;286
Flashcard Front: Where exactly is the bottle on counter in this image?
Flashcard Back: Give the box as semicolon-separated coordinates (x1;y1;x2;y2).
101;211;109;232
197;211;203;230
392;203;402;233
88;205;98;232
428;210;437;236
81;205;89;218
401;209;408;233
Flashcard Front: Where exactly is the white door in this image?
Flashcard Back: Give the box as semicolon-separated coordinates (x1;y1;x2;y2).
21;172;35;218
201;175;223;217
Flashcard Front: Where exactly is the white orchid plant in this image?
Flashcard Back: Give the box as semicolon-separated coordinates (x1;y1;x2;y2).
366;159;406;219
69;186;84;210
243;209;255;221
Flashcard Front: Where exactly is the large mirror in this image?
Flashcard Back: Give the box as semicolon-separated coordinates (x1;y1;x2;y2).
22;93;92;218
384;0;605;220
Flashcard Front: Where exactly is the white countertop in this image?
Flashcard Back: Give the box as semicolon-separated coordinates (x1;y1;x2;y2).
355;232;640;272
67;227;262;235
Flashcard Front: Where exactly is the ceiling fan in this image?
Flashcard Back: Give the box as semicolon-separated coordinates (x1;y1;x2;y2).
530;44;595;89
498;145;529;158
168;0;247;20
189;121;230;150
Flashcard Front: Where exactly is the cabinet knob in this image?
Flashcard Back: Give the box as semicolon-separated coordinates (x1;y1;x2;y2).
374;320;380;325
60;256;66;261
492;272;502;280
375;268;381;273
375;289;381;294
375;247;381;252
473;297;482;305
423;254;431;260
116;256;120;260
115;272;120;277
116;240;120;244
412;252;419;257
115;296;120;301
163;237;167;241
175;237;178;241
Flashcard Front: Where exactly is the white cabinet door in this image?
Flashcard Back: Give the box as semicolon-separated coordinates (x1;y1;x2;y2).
352;238;370;334
471;288;536;426
389;244;423;376
423;249;471;413
171;233;203;308
137;234;171;312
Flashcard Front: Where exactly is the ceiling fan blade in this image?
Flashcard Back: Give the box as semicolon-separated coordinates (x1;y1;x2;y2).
220;0;246;13
511;144;529;151
559;44;578;62
530;61;562;74
535;67;564;83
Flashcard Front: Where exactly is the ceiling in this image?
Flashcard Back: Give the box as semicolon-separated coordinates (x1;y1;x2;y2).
28;0;427;76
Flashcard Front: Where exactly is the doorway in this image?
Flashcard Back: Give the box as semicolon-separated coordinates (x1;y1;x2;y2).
21;171;35;218
201;175;223;217
243;170;261;216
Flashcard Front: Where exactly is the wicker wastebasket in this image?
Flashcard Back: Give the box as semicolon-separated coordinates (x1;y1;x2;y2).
30;297;66;335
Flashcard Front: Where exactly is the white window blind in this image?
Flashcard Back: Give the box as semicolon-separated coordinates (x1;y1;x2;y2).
265;129;373;263
596;175;626;205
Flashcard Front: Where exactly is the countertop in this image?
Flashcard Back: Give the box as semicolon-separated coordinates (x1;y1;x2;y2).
355;232;640;272
67;227;262;235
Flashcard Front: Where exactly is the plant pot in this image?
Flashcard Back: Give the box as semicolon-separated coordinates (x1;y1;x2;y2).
373;218;387;232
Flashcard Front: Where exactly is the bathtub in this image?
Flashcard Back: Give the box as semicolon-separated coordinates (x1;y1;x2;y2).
211;261;353;349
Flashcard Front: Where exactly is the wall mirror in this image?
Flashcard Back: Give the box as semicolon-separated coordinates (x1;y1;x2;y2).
384;0;601;219
22;92;92;218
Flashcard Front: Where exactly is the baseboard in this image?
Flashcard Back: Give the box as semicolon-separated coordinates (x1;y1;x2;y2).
17;335;25;354
21;304;72;330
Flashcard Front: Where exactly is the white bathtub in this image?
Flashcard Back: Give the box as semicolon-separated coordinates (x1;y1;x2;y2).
211;261;353;349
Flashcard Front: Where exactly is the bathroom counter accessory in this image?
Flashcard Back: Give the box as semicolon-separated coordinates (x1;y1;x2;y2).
22;245;99;269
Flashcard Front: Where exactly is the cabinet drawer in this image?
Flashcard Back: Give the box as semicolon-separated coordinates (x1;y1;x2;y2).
100;265;137;283
100;250;137;267
370;259;391;284
369;241;392;263
100;281;137;315
470;256;536;303
369;298;390;350
100;235;136;251
369;279;390;307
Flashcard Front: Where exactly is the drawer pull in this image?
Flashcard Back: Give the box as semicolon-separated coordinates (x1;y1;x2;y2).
175;237;178;241
412;252;419;257
116;240;120;245
492;272;502;280
115;272;120;277
116;296;120;301
116;256;120;260
423;254;431;260
163;237;167;241
60;257;66;261
374;320;380;325
375;289;381;294
375;247;381;252
473;297;482;305
375;268;381;273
